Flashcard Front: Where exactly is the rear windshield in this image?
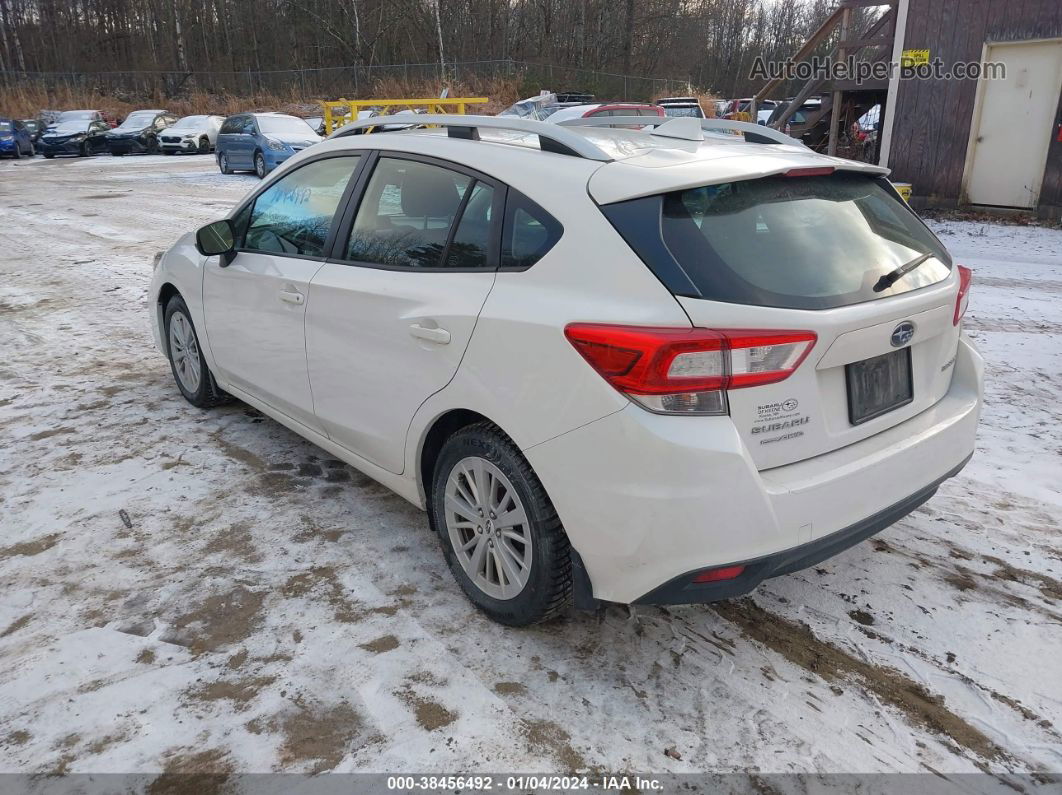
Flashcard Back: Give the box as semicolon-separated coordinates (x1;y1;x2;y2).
604;172;951;310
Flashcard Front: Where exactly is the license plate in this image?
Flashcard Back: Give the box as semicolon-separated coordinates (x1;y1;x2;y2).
846;348;913;425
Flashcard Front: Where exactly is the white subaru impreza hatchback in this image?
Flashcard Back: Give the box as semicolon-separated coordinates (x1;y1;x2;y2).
149;114;982;625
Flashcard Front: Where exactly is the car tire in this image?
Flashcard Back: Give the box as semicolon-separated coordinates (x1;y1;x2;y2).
146;136;158;154
13;143;21;159
163;149;174;155
429;422;572;626
198;137;209;154
164;295;231;409
43;152;54;159
218;152;233;175
254;151;267;179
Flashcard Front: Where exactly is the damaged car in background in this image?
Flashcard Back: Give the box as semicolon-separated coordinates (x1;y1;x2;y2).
106;109;177;155
37;113;111;158
160;114;226;155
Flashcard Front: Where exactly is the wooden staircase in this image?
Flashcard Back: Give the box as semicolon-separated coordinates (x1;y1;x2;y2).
751;0;899;156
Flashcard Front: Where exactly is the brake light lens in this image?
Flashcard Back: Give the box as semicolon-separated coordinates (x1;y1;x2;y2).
953;265;972;326
783;166;835;177
564;324;816;415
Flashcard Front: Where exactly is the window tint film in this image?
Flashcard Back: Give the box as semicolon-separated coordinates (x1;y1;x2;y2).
607;173;951;309
501;192;563;269
445;182;495;269
347;158;471;268
242;156;360;257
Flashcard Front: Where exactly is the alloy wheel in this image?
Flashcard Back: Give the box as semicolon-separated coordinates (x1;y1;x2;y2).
255;153;266;178
168;311;202;394
444;456;533;600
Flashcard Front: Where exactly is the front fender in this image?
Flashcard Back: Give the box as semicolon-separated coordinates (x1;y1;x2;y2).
148;232;219;373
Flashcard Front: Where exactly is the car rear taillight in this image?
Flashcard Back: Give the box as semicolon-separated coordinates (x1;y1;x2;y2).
563;324;816;415
953;265;972;326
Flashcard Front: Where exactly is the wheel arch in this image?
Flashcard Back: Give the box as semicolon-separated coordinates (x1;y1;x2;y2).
417;409;525;509
156;282;183;358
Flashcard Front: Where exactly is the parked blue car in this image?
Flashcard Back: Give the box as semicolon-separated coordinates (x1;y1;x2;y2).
0;118;35;158
215;112;322;178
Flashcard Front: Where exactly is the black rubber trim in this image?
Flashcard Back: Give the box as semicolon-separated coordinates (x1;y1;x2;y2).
632;452;973;606
570;549;600;611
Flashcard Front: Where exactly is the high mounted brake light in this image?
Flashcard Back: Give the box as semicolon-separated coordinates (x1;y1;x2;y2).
954;265;972;326
564;324;816;415
783;167;835;177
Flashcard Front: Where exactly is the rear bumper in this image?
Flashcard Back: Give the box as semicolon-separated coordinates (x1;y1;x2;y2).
525;335;983;604
634;452;970;604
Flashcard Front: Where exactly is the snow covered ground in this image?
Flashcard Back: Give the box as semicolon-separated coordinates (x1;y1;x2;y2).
0;155;1060;780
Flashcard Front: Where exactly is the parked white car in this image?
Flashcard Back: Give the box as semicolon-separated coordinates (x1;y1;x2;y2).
656;96;706;119
149;114;982;625
160;114;226;155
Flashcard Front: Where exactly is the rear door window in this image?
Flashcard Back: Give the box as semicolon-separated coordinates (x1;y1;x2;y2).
345;157;474;268
605;172;951;309
444;182;496;269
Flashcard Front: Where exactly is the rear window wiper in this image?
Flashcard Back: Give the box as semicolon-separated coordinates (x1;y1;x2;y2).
873;252;934;292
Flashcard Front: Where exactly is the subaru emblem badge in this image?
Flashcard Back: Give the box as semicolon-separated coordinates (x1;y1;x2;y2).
891;321;916;348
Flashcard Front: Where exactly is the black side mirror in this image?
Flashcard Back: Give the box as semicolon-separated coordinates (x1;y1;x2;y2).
195;219;235;257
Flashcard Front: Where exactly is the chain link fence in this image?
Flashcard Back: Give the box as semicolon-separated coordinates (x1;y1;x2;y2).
0;60;694;103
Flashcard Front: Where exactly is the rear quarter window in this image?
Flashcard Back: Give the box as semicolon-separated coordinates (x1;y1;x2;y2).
501;192;563;270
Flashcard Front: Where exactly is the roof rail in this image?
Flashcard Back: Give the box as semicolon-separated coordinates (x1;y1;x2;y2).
328;113;614;162
557;115;806;147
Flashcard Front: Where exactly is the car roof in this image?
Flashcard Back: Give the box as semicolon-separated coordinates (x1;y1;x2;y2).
320;119;887;205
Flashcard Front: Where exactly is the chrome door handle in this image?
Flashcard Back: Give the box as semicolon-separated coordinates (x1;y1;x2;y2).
409;323;451;344
279;290;304;305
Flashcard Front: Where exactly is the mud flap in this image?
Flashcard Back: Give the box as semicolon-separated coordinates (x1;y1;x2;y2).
571;549;603;611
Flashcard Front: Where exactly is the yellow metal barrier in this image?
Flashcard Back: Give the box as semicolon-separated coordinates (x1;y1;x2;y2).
320;97;490;134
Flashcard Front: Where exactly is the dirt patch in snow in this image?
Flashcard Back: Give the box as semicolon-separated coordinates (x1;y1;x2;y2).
397;686;457;732
4;730;31;747
167;586;266;654
0;614;31;638
713;599;1012;766
360;634;400;654
982;555;1062;602
521;719;586;771
276;702;362;773
187;675;277;708
493;681;528;696
202;521;263;564
0;533;61;559
149;748;232;795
